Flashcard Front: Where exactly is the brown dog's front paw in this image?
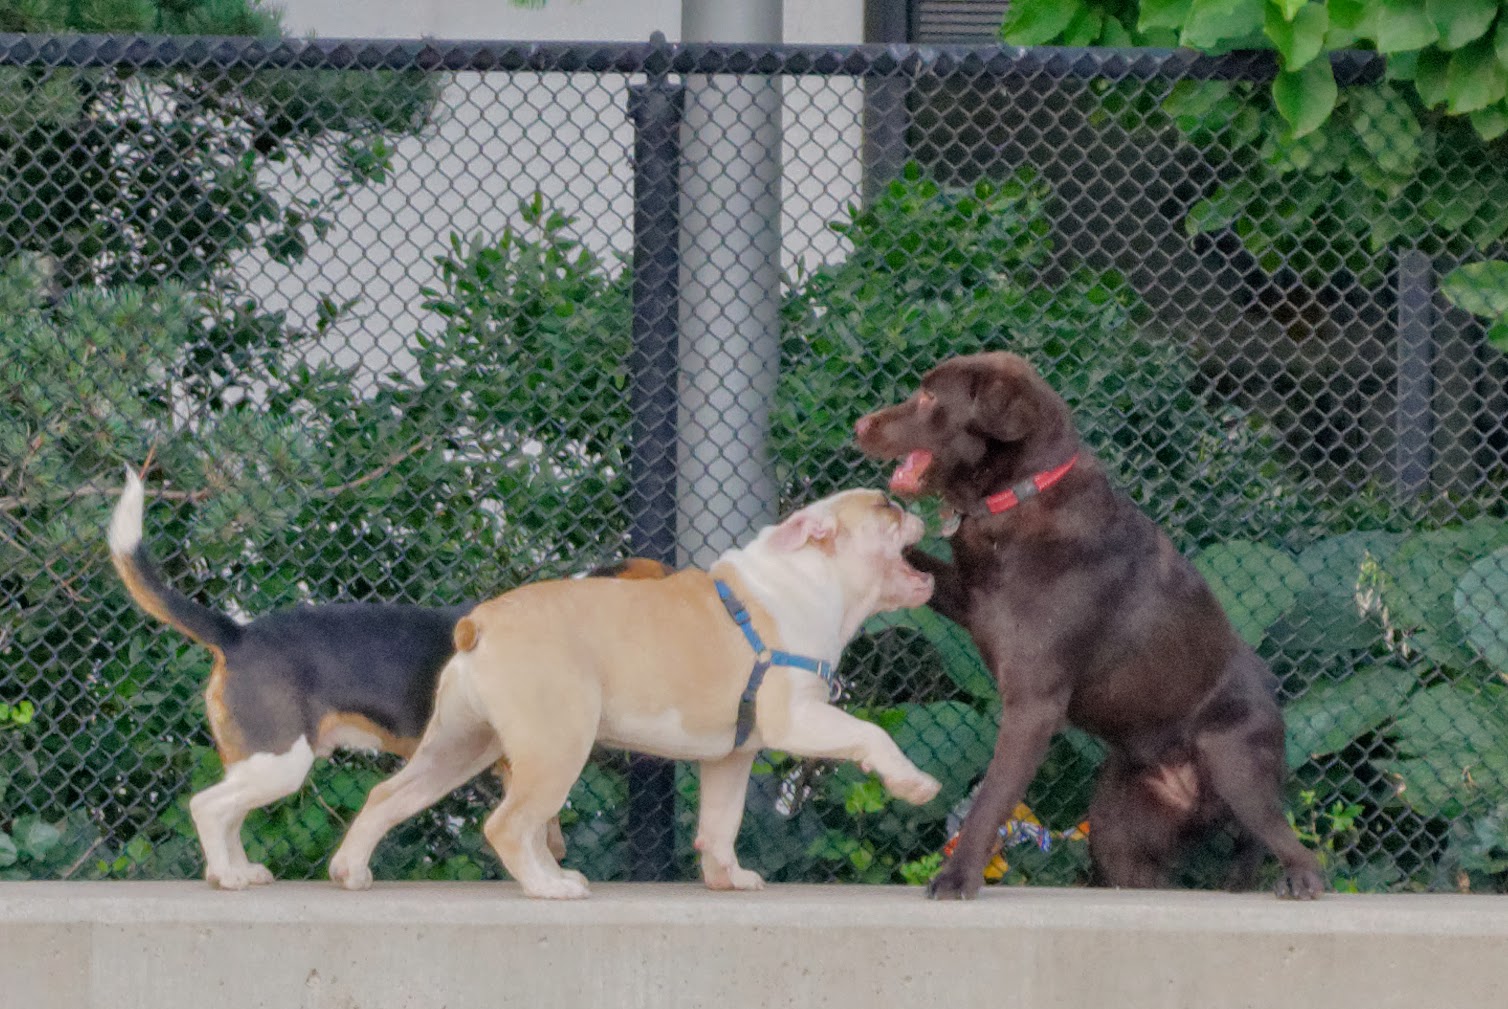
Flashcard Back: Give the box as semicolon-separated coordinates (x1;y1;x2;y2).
1274;866;1325;900
926;861;983;901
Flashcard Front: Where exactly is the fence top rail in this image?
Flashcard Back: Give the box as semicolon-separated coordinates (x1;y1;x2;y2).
0;32;1385;84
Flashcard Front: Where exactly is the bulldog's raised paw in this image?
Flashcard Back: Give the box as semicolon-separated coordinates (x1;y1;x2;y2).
888;770;942;806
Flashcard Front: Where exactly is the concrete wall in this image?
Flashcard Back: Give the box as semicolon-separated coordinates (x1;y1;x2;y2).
277;0;858;44
4;882;1507;1009
248;0;865;380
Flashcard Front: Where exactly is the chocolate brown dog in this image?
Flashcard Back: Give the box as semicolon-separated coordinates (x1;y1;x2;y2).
855;352;1322;900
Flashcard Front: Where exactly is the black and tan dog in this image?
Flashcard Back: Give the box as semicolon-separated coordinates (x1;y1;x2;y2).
108;468;669;889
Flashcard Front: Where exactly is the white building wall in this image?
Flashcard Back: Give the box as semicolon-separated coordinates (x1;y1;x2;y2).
246;0;864;379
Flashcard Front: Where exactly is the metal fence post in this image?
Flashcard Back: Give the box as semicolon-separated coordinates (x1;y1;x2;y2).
863;0;911;202
1395;249;1435;500
676;0;785;570
625;66;685;882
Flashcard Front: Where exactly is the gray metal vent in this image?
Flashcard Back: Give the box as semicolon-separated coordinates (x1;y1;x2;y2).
912;0;1010;43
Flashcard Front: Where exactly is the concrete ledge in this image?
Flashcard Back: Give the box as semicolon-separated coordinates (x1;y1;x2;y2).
3;882;1506;1009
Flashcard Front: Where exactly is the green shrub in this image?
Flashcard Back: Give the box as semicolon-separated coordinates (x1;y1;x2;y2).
774;162;1310;552
999;0;1508;346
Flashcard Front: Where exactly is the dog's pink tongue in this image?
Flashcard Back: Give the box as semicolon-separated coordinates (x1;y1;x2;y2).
890;450;933;495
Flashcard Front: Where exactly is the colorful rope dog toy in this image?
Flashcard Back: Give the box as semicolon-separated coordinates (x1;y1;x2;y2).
941;803;1090;880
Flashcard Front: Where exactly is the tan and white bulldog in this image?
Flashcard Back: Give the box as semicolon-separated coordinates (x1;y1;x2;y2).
328;488;941;898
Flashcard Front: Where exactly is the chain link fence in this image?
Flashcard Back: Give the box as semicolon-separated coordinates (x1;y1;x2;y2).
2;34;1506;892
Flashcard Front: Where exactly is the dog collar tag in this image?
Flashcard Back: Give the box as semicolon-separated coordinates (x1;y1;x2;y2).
939;507;961;538
982;453;1079;515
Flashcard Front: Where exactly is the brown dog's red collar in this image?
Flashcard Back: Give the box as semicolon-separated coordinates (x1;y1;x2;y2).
983;453;1079;514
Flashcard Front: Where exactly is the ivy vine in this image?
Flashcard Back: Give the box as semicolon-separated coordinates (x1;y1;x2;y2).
1002;0;1508;346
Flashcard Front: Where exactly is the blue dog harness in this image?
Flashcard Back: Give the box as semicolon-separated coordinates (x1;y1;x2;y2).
715;579;839;748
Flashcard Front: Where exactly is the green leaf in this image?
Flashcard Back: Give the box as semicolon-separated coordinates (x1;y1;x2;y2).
1061;3;1105;46
0;833;16;869
1445;35;1508;113
1467;180;1508;246
1000;0;1082;45
1456;547;1508;673
1499;15;1508;63
567;762;628;817
1139;0;1194;32
1162;79;1237;121
1262;531;1400;653
1441;260;1508;318
1268;585;1384;652
1413;46;1452;106
844;777;889;815
1328;0;1379;44
1387;684;1508;815
1193;540;1306;646
1274;56;1339;137
1265;2;1329;70
1424;0;1498;49
1185;179;1258;235
1099;15;1134;45
1383;521;1508;669
1348;85;1424;174
1470;101;1508;140
16;819;61;860
1296;530;1405;598
890;701;997;819
865;608;996;701
1488;314;1508;351
1283;663;1416;768
1272;0;1307;20
124;836;152;864
1386;49;1420;79
1374;0;1441;52
1182;0;1266;49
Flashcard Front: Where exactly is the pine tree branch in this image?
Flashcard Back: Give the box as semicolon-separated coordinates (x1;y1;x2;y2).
0;436;434;515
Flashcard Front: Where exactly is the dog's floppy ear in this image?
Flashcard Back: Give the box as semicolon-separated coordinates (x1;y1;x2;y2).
970;373;1038;443
765;505;838;553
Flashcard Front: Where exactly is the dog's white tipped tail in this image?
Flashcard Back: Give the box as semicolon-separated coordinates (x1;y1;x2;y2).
108;465;145;557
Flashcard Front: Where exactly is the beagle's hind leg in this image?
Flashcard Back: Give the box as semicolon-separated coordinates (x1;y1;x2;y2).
189;738;315;890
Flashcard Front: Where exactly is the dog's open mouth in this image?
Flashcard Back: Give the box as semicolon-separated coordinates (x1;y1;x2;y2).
886;557;935;608
889;449;933;496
